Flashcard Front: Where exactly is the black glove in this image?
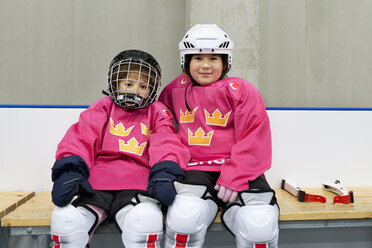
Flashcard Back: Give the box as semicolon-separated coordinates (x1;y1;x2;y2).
51;155;95;207
147;161;185;206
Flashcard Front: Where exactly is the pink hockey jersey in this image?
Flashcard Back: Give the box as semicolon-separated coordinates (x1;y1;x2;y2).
159;74;272;191
56;96;190;191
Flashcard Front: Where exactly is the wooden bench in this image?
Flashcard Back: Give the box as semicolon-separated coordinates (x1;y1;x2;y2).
276;187;372;229
0;191;35;219
2;188;372;247
0;191;35;248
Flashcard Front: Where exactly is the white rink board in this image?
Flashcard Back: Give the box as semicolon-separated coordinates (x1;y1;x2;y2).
0;107;84;192
266;110;372;188
0;107;371;192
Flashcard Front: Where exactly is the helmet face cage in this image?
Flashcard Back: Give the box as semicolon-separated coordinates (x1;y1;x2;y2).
107;58;160;109
179;24;234;70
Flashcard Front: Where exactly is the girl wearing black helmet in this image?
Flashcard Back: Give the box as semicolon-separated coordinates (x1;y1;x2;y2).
50;49;190;248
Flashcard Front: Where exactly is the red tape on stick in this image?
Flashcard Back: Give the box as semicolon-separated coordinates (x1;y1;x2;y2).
333;192;354;204
304;193;326;203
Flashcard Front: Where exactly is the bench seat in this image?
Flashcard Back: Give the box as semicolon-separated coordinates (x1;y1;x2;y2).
277;187;372;221
0;191;35;248
3;187;372;228
0;191;35;219
2;187;372;248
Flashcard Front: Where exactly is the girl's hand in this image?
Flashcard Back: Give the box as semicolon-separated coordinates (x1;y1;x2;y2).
214;184;238;203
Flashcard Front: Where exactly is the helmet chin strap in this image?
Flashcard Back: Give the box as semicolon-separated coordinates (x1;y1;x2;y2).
117;93;147;109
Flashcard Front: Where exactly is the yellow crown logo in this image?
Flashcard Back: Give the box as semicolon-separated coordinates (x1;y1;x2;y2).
180;107;198;123
110;118;134;137
141;123;149;137
205;109;231;126
119;137;147;156
188;127;214;146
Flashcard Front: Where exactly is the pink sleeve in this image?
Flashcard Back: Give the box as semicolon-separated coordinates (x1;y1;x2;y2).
216;85;272;191
158;85;173;113
55;102;108;169
148;103;190;169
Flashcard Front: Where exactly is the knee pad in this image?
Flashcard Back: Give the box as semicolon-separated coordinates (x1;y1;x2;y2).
116;200;163;248
165;182;218;248
235;204;279;247
166;194;217;234
222;191;279;248
51;204;96;248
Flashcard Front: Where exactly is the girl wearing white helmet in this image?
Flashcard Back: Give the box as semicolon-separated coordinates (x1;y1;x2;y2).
157;24;279;248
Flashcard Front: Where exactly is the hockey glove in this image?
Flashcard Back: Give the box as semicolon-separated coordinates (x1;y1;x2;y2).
147;161;185;206
51;155;95;207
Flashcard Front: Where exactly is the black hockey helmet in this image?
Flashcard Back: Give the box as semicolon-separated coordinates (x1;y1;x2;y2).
107;49;161;109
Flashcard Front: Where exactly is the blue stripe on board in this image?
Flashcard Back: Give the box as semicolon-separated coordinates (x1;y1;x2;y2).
0;105;372;111
0;104;90;109
266;107;372;111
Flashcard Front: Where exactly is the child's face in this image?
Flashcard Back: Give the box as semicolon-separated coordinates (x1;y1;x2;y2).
189;54;224;86
118;71;151;99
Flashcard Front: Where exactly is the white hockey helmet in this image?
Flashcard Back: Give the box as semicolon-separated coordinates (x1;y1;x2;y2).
179;24;234;70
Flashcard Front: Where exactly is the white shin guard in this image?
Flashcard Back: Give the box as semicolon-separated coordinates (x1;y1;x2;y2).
222;191;279;248
165;182;218;248
234;204;279;248
51;204;97;248
115;198;163;248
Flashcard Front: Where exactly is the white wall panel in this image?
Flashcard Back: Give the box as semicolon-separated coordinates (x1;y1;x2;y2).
1;108;371;192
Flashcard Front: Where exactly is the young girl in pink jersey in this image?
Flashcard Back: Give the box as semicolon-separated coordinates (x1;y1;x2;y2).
50;49;189;248
158;24;280;248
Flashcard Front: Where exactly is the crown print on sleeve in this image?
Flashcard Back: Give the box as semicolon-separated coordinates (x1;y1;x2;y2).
109;118;134;137
140;123;149;137
180;107;198;123
119;137;147;156
188;127;214;146
205;109;231;126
